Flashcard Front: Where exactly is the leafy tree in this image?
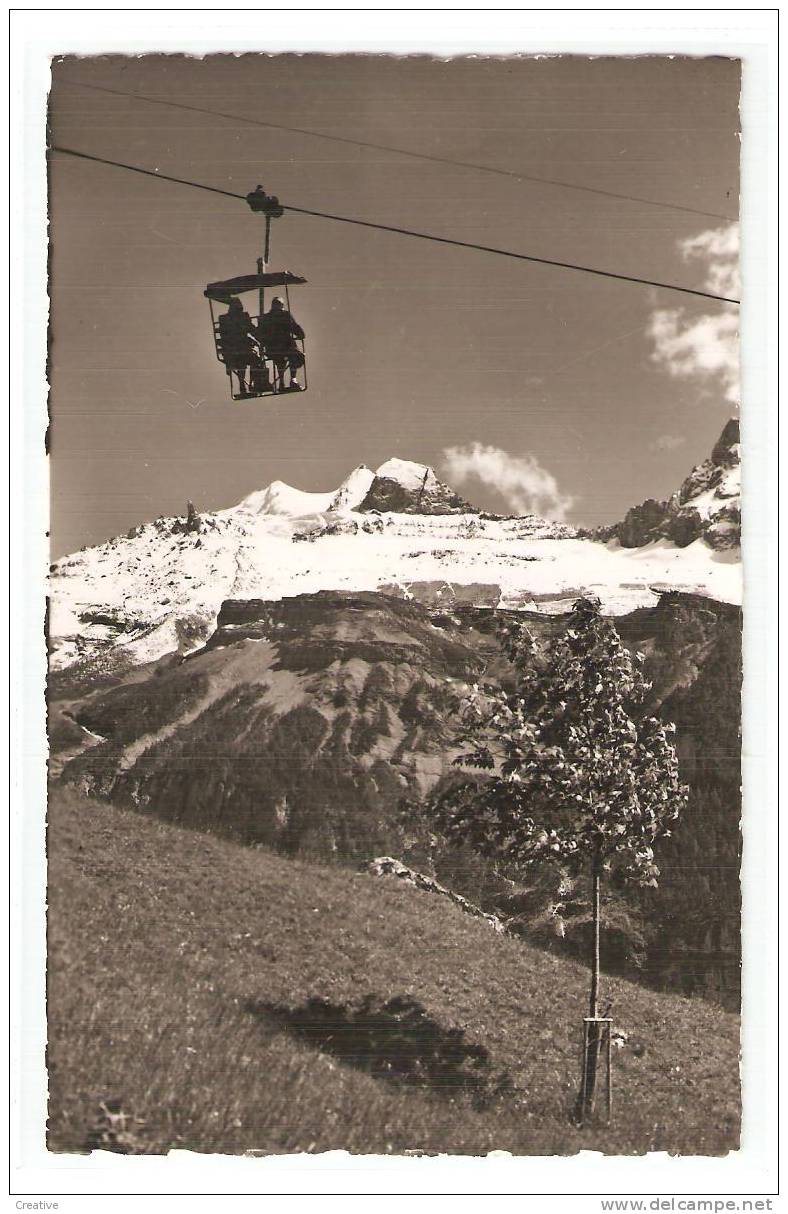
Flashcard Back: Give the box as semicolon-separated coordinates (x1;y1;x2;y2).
431;596;688;1118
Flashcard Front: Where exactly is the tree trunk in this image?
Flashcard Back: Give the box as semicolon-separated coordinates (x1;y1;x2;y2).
590;856;601;1019
579;855;602;1121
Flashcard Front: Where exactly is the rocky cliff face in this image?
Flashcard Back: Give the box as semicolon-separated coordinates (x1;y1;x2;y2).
54;587;741;1006
602;419;741;550
616;591;742;1006
58;591;490;858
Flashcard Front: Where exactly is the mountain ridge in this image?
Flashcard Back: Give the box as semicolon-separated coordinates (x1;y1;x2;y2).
49;433;741;679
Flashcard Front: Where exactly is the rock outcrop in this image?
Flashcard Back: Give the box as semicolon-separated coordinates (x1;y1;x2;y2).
362;857;505;932
601;419;741;550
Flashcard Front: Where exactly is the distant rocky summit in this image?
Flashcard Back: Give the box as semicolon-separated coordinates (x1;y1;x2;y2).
597;419;741;551
356;458;477;515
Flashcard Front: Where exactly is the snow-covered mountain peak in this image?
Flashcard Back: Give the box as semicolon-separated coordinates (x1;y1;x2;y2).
234;457;468;522
237;464;375;518
238;480;336;517
357;458;478;516
330;464;376;511
374;457;433;490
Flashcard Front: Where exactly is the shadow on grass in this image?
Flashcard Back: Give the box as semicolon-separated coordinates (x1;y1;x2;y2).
247;995;513;1108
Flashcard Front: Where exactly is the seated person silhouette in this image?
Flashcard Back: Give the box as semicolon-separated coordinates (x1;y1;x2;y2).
218;298;269;395
257;296;305;391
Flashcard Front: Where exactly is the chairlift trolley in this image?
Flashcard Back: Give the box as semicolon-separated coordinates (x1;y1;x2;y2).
204;185;308;401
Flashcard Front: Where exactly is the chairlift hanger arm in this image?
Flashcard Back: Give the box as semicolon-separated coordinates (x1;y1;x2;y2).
245;185;284;219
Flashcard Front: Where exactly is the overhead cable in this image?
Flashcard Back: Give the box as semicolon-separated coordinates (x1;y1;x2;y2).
60;77;736;223
49;144;741;305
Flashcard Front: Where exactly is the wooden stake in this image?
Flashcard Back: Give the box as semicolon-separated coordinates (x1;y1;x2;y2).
606;1020;613;1124
580;1016;613;1127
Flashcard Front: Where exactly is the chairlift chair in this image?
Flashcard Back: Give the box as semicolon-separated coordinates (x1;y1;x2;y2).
205;184;308;402
204;271;308;401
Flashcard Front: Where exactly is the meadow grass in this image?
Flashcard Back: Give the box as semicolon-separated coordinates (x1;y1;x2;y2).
47;786;740;1156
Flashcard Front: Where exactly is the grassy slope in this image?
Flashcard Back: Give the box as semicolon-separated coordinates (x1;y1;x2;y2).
47;788;740;1157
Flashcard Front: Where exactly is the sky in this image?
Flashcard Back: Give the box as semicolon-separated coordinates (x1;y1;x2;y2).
48;54;740;556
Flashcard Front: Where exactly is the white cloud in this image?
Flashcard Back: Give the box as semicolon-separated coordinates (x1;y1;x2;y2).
441;443;574;521
648;223;740;407
648;308;739;404
650;433;687;452
680;223;740;299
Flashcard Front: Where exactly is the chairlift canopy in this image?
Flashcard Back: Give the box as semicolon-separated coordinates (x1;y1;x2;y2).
204;271;307;304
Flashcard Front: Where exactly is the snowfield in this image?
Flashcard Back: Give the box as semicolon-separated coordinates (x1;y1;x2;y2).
50;459;742;671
